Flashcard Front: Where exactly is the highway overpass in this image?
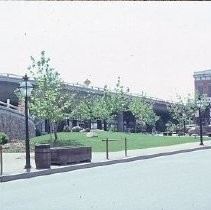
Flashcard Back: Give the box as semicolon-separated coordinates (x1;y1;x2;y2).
0;73;171;132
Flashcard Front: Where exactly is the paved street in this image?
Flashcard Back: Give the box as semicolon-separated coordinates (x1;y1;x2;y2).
1;149;211;210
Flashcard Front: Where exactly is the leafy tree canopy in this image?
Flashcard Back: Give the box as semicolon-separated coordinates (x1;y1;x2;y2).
129;96;159;127
28;51;73;141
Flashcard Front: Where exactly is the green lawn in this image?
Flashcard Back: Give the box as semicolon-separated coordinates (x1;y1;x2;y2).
30;131;210;152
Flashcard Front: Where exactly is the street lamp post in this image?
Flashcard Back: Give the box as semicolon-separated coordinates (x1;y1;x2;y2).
182;112;186;135
19;74;33;170
197;97;204;146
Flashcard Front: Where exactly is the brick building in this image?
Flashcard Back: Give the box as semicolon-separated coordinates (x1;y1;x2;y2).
193;69;211;125
193;69;211;97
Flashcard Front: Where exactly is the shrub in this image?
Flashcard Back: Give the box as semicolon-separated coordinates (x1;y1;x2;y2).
0;132;9;145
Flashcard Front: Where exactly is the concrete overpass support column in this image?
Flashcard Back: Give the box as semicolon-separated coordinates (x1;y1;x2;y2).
103;119;107;131
72;120;77;127
97;120;102;130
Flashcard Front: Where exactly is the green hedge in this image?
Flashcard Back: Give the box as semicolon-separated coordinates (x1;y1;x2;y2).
0;132;9;145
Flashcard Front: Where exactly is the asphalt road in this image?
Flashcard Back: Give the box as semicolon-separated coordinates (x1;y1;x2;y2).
1;150;211;210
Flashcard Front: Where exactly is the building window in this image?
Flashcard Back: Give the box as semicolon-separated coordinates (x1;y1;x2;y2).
197;85;203;95
208;85;211;97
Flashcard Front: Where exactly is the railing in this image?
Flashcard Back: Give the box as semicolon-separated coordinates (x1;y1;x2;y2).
65;82;172;103
102;138;128;160
0;73;173;104
0;99;18;111
0;73;23;79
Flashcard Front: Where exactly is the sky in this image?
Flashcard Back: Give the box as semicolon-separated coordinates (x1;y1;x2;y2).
1;2;211;101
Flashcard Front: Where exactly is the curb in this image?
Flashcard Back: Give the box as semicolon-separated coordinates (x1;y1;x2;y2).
1;145;211;183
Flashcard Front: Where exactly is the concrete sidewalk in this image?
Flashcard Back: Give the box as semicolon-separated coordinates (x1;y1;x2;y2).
1;141;211;182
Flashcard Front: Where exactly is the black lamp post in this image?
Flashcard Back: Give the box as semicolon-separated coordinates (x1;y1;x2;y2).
197;97;204;146
182;112;186;135
19;74;33;169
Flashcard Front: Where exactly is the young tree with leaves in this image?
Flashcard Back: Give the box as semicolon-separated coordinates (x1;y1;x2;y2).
90;85;114;130
167;94;208;133
70;94;96;129
108;77;130;131
28;51;72;142
70;78;100;130
129;96;159;132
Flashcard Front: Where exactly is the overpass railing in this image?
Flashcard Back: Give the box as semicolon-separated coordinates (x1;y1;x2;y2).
0;99;18;111
0;73;23;79
64;82;172;104
0;73;173;105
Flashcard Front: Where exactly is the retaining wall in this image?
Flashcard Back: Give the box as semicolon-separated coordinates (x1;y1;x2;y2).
0;106;35;140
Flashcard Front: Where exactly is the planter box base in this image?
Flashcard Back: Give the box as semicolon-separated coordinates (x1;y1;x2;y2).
50;146;92;165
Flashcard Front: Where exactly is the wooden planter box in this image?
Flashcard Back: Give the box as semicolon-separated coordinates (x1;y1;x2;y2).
35;144;51;169
50;146;92;165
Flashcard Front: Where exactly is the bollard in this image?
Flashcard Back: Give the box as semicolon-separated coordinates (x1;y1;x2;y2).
103;138;128;159
125;138;127;157
106;138;109;160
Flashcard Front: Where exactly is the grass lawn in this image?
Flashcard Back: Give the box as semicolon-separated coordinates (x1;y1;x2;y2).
29;131;210;152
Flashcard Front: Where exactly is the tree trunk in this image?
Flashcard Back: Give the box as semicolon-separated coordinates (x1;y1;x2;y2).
53;122;58;142
117;111;124;132
135;120;137;133
49;121;53;144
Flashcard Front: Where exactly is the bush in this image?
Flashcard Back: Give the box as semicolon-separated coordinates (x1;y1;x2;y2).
0;132;9;145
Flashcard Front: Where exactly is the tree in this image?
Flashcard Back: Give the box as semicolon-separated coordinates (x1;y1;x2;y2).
75;93;113;130
110;77;130;114
109;77;130;131
70;95;95;129
91;85;114;130
129;96;159;132
28;51;72;142
70;82;99;129
71;77;131;131
167;94;208;133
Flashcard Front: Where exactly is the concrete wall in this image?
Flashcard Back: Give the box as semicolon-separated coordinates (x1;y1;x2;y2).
0;106;35;140
0;81;19;106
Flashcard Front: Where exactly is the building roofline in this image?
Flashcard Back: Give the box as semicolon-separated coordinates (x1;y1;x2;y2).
193;69;211;77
